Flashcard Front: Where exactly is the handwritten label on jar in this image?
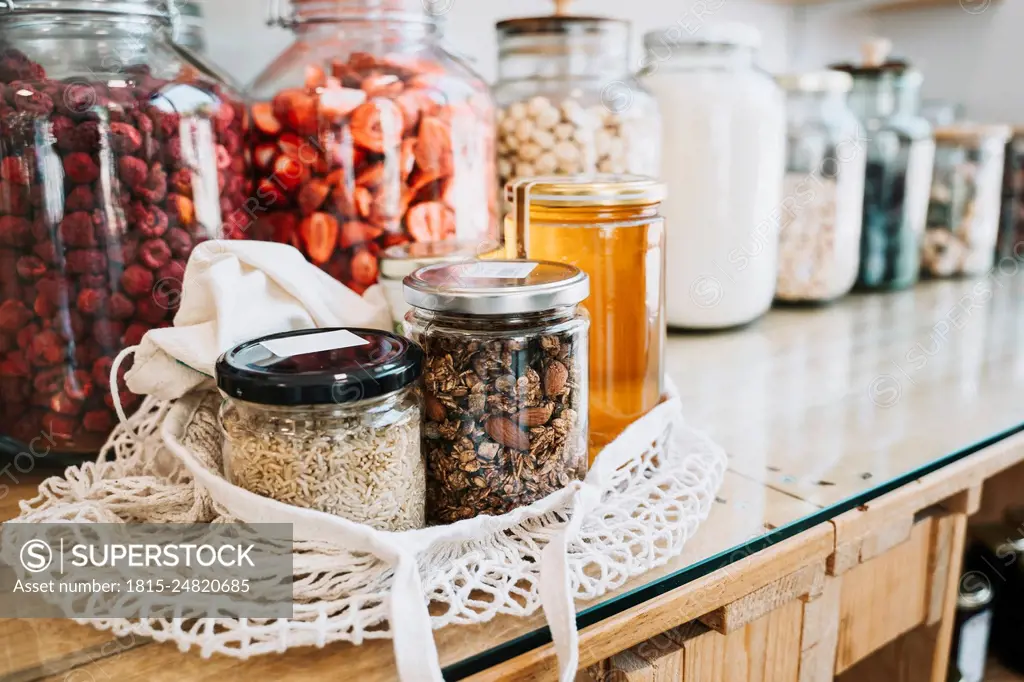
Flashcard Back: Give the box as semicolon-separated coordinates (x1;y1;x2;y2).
261;330;369;358
458;262;538;279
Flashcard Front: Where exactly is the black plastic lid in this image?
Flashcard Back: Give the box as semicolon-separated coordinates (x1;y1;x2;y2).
216;328;423;407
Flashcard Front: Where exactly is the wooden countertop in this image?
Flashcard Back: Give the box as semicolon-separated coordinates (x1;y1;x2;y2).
3;274;1024;681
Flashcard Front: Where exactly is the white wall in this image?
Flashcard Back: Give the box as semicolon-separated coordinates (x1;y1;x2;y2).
789;1;1021;124
202;0;792;88
201;0;1018;124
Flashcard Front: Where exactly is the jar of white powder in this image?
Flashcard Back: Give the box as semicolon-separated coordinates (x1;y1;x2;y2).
641;22;785;329
216;328;425;532
775;71;867;303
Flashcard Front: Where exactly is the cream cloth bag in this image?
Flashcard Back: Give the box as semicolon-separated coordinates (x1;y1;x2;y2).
12;241;727;682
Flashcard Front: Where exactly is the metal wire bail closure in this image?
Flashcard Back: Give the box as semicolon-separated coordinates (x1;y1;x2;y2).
266;0;296;27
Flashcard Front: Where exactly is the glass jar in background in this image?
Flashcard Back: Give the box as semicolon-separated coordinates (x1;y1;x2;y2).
0;0;245;456
922;124;1010;278
505;175;664;461
996;129;1024;262
176;1;205;54
217;328;425;531
641;23;785;329
244;0;497;294
831;39;935;291
403;260;589;524
776;71;866;304
492;10;660;194
378;239;491;336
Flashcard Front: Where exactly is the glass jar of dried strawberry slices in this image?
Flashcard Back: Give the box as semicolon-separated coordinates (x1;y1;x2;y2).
243;0;498;294
0;0;246;458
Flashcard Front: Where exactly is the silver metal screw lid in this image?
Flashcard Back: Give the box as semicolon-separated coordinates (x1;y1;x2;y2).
403;260;589;316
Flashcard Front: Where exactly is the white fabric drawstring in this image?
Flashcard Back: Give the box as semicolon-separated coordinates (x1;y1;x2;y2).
110;345;141;439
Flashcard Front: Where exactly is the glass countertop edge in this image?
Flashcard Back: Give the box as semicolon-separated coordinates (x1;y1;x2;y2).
441;419;1024;681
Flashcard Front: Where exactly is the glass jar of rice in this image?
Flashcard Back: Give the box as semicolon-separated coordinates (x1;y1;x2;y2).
215;328;425;531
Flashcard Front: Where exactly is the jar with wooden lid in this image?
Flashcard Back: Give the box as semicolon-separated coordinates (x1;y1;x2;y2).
922;124;1010;277
492;0;660;194
505;175;665;461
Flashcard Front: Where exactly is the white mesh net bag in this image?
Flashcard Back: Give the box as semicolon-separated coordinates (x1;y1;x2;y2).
6;242;728;681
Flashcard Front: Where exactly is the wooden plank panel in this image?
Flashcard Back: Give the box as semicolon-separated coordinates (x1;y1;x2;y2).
799;576;841;682
835;519;932;672
700;560;825;634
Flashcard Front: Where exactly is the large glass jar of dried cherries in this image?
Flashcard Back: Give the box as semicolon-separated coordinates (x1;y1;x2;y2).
492;5;660;194
0;0;245;456
403;260;589;525
831;39;935;291
244;0;497;294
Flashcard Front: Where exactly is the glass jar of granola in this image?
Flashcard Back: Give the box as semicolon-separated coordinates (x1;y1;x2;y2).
243;0;497;294
922;124;1011;277
403;260;589;525
216;327;425;531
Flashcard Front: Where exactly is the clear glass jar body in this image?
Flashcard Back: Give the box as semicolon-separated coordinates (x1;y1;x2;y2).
507;202;663;461
996;132;1024;262
492;25;660;192
219;385;424;531
642;42;785;328
777;89;866;302
846;74;935;290
923;132;1008;277
244;5;497;294
0;10;246;455
405;306;588;525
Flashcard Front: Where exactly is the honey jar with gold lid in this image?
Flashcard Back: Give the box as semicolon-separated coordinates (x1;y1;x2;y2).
505;174;666;461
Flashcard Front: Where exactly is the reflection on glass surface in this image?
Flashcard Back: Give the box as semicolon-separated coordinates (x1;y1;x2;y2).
442;275;1024;680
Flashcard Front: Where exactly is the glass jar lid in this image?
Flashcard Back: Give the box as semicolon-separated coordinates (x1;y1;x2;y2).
0;0;172;19
216;328;423;406
379;240;487;281
934;123;1012;145
830;38;922;85
644;22;761;50
272;0;436;26
403;260;589;316
777;71;853;93
505;174;666;208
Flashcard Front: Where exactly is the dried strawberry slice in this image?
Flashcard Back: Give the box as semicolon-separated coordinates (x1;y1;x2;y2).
320;79;367;121
414;116;453;177
305;64;327;91
349;100;404;154
350;248;378;286
353;187;372;219
300;212;339;265
273;88;318;136
251;102;282;136
253;143;277;170
297;179;330;215
272;155;308;192
406;201;455;243
339;221;383;249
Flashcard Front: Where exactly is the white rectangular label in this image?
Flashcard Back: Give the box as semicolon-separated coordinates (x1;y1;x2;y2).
458;262;538;279
261;329;369;357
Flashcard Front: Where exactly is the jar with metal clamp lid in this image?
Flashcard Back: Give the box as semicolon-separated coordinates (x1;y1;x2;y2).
243;0;497;294
0;0;245;458
505;175;665;461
